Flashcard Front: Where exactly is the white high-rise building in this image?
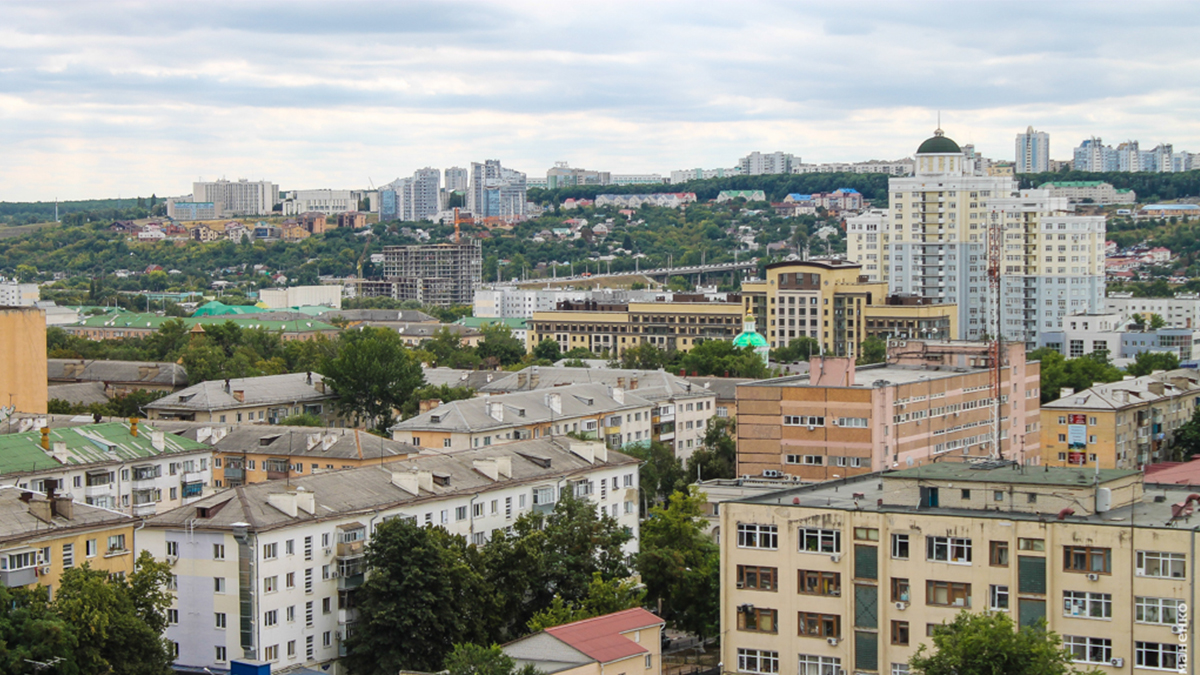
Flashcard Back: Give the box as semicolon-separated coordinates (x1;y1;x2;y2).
444;167;468;192
379;169;441;222
280;189;357;216
469;160;527;218
737;151;796;175
1014;126;1050;173
193;179;279;217
854;129;1104;344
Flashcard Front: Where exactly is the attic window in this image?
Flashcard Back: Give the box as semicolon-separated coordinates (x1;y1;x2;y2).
517;452;552;468
259;434;282;446
179;394;195;402
432;473;451;487
430;415;441;424
516;408;526;417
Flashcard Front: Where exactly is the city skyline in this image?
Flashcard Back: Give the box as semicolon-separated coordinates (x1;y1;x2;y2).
2;0;1199;201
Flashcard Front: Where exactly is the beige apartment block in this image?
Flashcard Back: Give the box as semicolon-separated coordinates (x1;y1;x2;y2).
722;463;1197;675
736;341;1040;480
0;306;47;414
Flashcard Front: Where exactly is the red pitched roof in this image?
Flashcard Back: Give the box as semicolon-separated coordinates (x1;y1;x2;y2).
544;608;663;664
1146;459;1200;485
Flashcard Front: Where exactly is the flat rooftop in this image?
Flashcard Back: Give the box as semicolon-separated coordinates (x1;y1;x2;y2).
733;467;1192;530
744;363;983;389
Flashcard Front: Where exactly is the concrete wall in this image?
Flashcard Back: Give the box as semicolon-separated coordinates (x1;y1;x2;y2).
0;307;47;414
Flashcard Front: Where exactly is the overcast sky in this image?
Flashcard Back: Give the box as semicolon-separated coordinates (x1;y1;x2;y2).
3;0;1199;202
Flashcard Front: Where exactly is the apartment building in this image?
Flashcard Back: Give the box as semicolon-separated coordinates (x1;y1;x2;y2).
258;285;343;309
1041;369;1200;469
152;423;417;488
740;260;957;360
146;373;339;426
739;152;797;176
864;129;1106;345
390;383;655;453
1039;315;1200;362
281;189;358;216
528;297;745;356
1106;292;1200;329
63;314;340;342
0;485;137;592
546;162;611;189
0;281;38;306
140;439;640;672
193;179;279;217
1014;126;1049;173
669;167;741;183
721;463;1197;675
593;193;697;209
469;160;527;219
791;160;913;176
380;169;442;222
380;242;482;307
1;306;47;414
477;367;719;458
444;166;469;192
0;420;213;516
48;359;189;395
1039;181;1135;205
736;341;1040;480
166;200;219;221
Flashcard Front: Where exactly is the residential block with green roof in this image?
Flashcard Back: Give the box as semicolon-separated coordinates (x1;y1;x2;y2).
0;420;213;517
62;312;341;341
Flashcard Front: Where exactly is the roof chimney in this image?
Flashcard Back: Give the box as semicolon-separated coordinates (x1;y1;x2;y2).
40;427;50;450
129;418;139;437
233;390;245;403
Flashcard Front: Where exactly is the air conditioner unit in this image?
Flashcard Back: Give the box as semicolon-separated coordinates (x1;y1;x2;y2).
807;426;815;431
39;566;50;575
323;548;332;556
826;637;839;646
830;554;841;563
1086;573;1100;582
1173;625;1185;635
331;570;340;578
1110;657;1124;668
736;582;745;589
895;602;908;611
166;554;178;565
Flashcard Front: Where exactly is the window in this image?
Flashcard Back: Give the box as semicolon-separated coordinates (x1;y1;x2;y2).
994;490;1004;501
264;575;278;593
323;597;332;614
737;523;778;550
1137;551;1186;578
927;536;972;563
797;612;840;638
264;644;279;662
215;612;226;628
167;609;178;624
1064;546;1111;574
798;570;840;596
736;648;779;674
1064;636;1112;664
214;577;226;593
287;640;296;658
1018;538;1045;551
285;572;295;589
891;578;910;603
783;415;825;427
799;528;841;554
323;630;332;646
891;665;910;675
645;655;652;670
797;655;841;675
891;620;909;645
263;542;277;559
285;539;294;555
216;646;227;662
1136;641;1180;670
891;534;909;559
854;527;879;541
167;541;179;557
264;610;278;627
107;534;126;553
306;636;314;659
737;565;777;591
737;607;777;633
990;541;1009;566
62;543;74;569
304;568;313;593
287;605;295;622
926;580;971;607
990;585;1009;610
1063;591;1112;619
473;503;484;518
838;417;869;428
305;601;313;626
213;544;225;560
1136;597;1184;625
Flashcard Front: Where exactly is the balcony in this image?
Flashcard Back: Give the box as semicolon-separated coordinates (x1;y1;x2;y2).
532;500;556;515
336;540;365;559
337;573;364;590
132;502;157;517
0;568;36;588
183;470;204;484
84;482;113;498
223;467;245;480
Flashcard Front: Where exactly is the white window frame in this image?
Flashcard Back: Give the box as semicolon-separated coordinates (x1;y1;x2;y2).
1136;641;1180;671
1137;551;1186;579
1135;597;1184;625
736;649;779;675
1063;635;1112;664
891;533;909;560
1063;591;1112;619
989;584;1009;611
799;528;841;554
737;523;779;550
926;536;972;564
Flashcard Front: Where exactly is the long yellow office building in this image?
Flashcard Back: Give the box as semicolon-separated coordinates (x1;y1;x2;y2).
529;298;745;356
722;463;1198;675
740;259;957;359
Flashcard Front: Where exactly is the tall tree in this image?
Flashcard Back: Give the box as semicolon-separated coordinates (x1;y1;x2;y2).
857;335;888;364
526;573;646;631
0;585;78;675
909;611;1101;675
322;327;425;430
444;643;540;675
622;441;685;509
1126;350;1180;377
343;519;492;675
636;487;719;641
476;323;527;367
686;417;737;481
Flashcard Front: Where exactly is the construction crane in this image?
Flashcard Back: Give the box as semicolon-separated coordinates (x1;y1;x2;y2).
987;207;1006;460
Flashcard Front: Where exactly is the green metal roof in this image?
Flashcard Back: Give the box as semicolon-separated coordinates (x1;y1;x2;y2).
72;313;338;333
916;132;961;154
193;301;270;317
732;329;768;348
1039;181;1107;188
0;422;209;476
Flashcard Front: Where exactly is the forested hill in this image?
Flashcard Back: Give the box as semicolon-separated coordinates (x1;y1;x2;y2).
0;197;164;227
1016;169;1200;203
529;173;890;205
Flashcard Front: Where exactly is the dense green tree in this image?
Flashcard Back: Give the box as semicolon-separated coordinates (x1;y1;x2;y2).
1126;350;1180;377
623;440;685;509
533;338;562;361
1172;407;1200;460
637;487;719;640
476;323;526;366
1150;313;1167;329
344;519;492;675
444;644;540;675
909;611;1100;675
322;327;425;430
1028;348;1125;404
858;335;888;364
399;384;476;419
686;416;737;481
770;336;820;363
0;585;79;675
678;340;769;378
526;573;645;631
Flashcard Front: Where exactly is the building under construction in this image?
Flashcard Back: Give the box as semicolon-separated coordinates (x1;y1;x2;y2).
375;242;482;307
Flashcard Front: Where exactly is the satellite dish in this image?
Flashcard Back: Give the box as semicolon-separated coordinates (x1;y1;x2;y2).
906;457;915;467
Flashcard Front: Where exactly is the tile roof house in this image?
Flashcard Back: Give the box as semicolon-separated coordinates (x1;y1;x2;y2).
504;608;665;675
48;358;189;395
